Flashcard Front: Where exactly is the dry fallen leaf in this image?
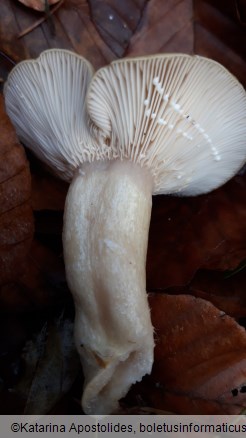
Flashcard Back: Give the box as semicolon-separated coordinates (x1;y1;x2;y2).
188;269;246;319
0;239;68;313
13;313;80;414
0;95;33;285
147;174;246;290
89;0;148;58
31;162;68;211
194;0;246;88
124;293;246;414
127;0;194;56
18;0;60;11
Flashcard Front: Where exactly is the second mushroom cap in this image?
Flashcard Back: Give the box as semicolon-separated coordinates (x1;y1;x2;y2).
87;54;246;195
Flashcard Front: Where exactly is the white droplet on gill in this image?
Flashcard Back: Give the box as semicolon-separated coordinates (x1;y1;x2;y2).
151;113;156;119
209;143;221;161
153;77;159;86
163;94;169;102
187;134;193;140
193;122;207;136
157;84;164;94
171;102;181;111
158;118;167;125
143;99;149;106
214;155;221;161
145;109;151;117
168;124;174;129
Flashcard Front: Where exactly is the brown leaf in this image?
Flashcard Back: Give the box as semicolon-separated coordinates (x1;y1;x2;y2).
18;0;60;11
127;0;194;56
146;294;246;414
194;0;246;88
14;314;80;414
147;175;246;290
31;167;68;211
187;269;246;319
0;0;116;69
89;0;148;58
0;239;68;312
0;0;194;70
0;95;33;285
150;295;246;413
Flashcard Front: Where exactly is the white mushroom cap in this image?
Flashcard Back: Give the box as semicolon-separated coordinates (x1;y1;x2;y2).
4;49;110;182
87;54;246;195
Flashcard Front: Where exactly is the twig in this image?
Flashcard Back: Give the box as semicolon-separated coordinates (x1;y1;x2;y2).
235;0;246;26
17;0;64;39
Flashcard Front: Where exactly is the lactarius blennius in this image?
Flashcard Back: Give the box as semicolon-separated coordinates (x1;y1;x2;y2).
4;50;246;414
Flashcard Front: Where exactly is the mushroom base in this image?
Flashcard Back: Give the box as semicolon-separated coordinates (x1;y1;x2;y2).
63;159;154;414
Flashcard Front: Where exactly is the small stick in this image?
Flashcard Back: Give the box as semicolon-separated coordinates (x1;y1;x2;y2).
17;0;64;39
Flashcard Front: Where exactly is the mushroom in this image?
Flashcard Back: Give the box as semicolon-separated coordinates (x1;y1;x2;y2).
4;49;246;414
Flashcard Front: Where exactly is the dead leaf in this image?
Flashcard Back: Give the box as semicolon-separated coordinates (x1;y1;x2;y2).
194;0;246;88
0;0;194;71
0;240;68;312
146;294;246;414
0;95;33;285
147;175;246;290
31;163;68;211
14;313;80;414
89;0;148;58
18;0;60;12
152;268;246;320
127;0;194;56
0;0;116;69
188;269;246;319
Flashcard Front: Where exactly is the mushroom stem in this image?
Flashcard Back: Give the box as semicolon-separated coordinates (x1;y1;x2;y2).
63;159;154;414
